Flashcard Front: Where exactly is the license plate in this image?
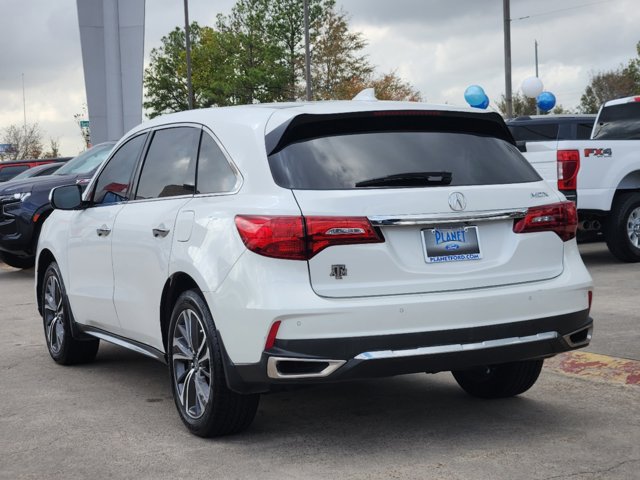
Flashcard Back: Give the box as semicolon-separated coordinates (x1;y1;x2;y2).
422;226;481;263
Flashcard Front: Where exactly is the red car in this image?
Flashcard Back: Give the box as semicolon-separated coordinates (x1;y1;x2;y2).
0;158;71;183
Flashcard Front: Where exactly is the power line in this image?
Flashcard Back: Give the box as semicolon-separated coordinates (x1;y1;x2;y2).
513;0;620;21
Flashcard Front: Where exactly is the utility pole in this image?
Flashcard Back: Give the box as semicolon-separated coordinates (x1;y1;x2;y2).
535;40;540;115
503;0;513;119
304;0;312;101
22;73;27;131
184;0;194;110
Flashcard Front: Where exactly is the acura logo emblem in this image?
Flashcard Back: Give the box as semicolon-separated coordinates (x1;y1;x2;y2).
448;192;466;211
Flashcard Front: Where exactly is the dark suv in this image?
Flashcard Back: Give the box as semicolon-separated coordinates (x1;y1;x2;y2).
507;115;596;150
0;142;114;268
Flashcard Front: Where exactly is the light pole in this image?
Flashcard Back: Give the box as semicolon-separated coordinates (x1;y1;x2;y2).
503;0;513;119
184;0;194;110
304;0;312;101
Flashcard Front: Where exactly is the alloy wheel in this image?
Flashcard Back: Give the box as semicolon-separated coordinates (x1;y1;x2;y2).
172;308;211;419
43;275;65;355
627;206;640;248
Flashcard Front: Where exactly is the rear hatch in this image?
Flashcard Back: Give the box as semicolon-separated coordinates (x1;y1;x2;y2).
267;110;566;298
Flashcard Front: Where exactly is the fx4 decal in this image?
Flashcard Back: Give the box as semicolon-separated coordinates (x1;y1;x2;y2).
584;148;612;158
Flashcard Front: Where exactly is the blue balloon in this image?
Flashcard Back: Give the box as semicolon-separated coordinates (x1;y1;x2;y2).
537;91;556;112
478;95;489;109
464;85;486;108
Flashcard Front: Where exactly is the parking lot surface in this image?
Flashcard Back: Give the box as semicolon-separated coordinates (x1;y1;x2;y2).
1;242;638;480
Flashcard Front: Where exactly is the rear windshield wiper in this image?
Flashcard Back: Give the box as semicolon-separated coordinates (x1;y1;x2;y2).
355;171;452;188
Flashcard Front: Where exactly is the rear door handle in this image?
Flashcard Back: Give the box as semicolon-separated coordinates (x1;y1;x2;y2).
152;225;170;238
96;225;111;237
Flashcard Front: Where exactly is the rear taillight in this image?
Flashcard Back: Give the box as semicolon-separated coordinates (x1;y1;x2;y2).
234;215;384;260
557;150;580;190
513;201;578;242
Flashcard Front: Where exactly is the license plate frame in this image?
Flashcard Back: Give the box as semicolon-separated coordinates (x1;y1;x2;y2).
422;225;482;263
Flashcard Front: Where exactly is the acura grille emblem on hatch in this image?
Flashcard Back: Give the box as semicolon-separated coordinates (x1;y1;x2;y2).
448;192;466;211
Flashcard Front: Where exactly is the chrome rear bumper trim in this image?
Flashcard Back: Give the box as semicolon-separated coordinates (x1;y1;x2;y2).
354;331;558;360
369;209;528;227
267;357;346;379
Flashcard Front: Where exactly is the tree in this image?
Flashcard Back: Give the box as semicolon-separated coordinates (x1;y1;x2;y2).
41;138;61;158
579;41;640;113
0;123;43;161
496;93;537;117
143;0;421;115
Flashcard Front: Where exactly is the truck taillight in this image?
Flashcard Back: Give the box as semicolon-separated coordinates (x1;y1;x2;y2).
235;215;384;260
557;150;580;190
513;201;578;242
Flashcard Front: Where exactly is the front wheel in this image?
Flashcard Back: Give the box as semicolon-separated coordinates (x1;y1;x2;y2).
168;290;259;437
452;359;543;399
41;261;100;364
604;192;640;262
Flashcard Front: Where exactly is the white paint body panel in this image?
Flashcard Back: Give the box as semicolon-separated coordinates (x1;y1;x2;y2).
37;100;593;367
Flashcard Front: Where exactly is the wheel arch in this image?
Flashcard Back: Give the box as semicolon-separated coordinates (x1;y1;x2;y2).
615;169;640;194
36;248;57;315
159;272;205;355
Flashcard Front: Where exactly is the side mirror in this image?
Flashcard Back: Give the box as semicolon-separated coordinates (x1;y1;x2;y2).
516;140;527;153
50;185;84;210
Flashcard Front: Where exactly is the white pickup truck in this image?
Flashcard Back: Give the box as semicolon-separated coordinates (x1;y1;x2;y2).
518;95;640;262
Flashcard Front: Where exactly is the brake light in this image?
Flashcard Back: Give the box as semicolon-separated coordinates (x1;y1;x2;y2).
513;201;578;241
234;215;384;260
557;150;580;190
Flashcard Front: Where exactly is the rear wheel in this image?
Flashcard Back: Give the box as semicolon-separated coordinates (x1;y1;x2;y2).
0;251;35;269
452;359;543;399
604;192;640;262
168;290;259;437
41;261;100;364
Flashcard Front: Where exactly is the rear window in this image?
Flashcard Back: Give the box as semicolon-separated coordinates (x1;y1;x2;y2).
269;115;540;190
508;123;558;142
592;102;640;139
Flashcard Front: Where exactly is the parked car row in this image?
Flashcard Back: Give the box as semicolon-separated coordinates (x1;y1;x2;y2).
0;143;115;268
29;98;594;437
0;157;71;183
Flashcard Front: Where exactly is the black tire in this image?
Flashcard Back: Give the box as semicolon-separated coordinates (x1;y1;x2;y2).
168;290;259;437
452;359;543;399
604;192;640;262
41;261;100;365
0;251;35;269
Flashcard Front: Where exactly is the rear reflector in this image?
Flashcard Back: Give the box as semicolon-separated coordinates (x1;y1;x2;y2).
265;320;281;350
513;201;578;241
557;150;580;190
235;215;384;260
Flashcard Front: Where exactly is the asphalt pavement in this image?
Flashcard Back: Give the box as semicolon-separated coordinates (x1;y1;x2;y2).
0;242;638;480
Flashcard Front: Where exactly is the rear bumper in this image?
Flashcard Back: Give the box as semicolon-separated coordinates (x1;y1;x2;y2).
223;310;593;394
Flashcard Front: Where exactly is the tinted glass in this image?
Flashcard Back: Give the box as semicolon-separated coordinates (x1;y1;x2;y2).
577;122;594;140
0;165;29;182
269;131;541;189
56;143;115;176
136;127;198;199
197;133;237;194
93;134;147;204
592;102;640;139
508;123;558;142
11;163;62;180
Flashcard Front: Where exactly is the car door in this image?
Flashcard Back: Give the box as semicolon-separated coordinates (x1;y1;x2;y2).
111;126;200;351
66;133;147;332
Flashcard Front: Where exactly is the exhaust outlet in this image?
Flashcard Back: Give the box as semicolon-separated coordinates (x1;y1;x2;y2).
267;357;345;379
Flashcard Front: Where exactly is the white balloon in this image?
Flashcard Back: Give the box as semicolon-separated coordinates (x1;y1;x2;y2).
521;76;544;98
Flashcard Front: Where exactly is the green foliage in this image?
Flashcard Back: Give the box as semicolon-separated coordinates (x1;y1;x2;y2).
143;0;421;117
579;41;640;114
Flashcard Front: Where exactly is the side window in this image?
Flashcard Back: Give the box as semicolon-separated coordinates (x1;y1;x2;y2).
93;134;147;205
577;122;594;140
0;165;29;182
197;133;238;194
135;127;199;200
509;123;558;142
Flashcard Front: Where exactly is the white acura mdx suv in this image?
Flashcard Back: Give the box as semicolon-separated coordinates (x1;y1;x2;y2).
36;99;594;437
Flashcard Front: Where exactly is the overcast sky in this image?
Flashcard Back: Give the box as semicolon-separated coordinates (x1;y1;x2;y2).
1;0;638;155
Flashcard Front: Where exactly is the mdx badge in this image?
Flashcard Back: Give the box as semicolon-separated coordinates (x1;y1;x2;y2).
448;192;466;211
531;191;549;198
